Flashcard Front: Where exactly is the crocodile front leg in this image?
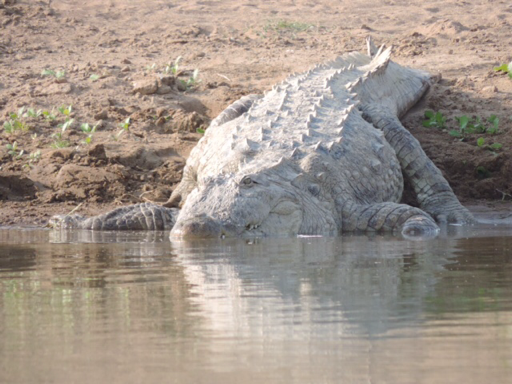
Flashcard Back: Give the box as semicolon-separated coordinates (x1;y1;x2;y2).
339;200;439;238
49;203;179;230
366;109;474;225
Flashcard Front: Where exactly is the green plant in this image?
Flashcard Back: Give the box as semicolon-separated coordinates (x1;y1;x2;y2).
53;105;74;143
476;166;491;179
163;56;182;75
180;68;201;91
450;114;500;138
58;105;73;117
423;110;446;129
51;119;72;148
26;108;42;118
119;117;130;131
113;117;131;140
80;123;98;145
3;107;29;133
51;137;70;149
42;109;57;121
145;63;157;72
471;117;486;133
23;150;41;170
89;74;100;82
450;115;469;137
487;115;499;134
6;141;24;159
59;118;74;131
196;127;205;134
494;62;512;78
41;69;66;79
80;122;95;134
476;137;502;153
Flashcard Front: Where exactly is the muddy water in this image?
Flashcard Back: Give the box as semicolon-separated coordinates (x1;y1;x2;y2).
1;226;512;384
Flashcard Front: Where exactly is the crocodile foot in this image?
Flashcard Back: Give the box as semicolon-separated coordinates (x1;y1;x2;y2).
401;215;440;239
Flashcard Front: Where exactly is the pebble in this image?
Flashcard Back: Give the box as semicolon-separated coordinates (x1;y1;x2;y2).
481;85;498;94
94;109;108;120
132;79;158;95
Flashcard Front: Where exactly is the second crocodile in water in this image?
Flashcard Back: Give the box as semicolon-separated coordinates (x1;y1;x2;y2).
51;39;474;238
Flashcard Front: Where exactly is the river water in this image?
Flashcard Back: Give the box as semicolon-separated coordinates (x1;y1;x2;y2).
1;225;512;383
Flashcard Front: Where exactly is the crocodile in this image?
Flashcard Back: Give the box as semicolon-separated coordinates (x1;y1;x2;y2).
50;38;474;238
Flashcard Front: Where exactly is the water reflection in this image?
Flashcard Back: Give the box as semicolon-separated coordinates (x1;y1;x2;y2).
171;236;450;337
0;228;511;383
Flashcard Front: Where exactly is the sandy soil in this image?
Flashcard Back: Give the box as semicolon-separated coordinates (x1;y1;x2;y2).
0;0;511;227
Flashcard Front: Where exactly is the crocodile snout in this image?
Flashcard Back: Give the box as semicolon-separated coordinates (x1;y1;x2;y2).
170;216;234;239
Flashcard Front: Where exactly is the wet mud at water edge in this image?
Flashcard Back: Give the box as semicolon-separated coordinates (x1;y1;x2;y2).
1;0;512;226
1;227;512;383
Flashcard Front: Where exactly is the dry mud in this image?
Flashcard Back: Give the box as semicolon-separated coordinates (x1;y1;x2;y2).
1;0;511;227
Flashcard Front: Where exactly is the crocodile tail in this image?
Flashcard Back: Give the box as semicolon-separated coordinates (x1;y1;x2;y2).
350;44;431;117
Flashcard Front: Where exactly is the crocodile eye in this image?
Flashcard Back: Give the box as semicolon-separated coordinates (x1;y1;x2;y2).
241;176;257;186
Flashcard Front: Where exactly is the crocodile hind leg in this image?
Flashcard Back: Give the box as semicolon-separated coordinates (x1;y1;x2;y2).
339;200;439;238
367;110;474;224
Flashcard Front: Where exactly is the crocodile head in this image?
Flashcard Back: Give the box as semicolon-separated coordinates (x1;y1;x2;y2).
170;160;337;239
